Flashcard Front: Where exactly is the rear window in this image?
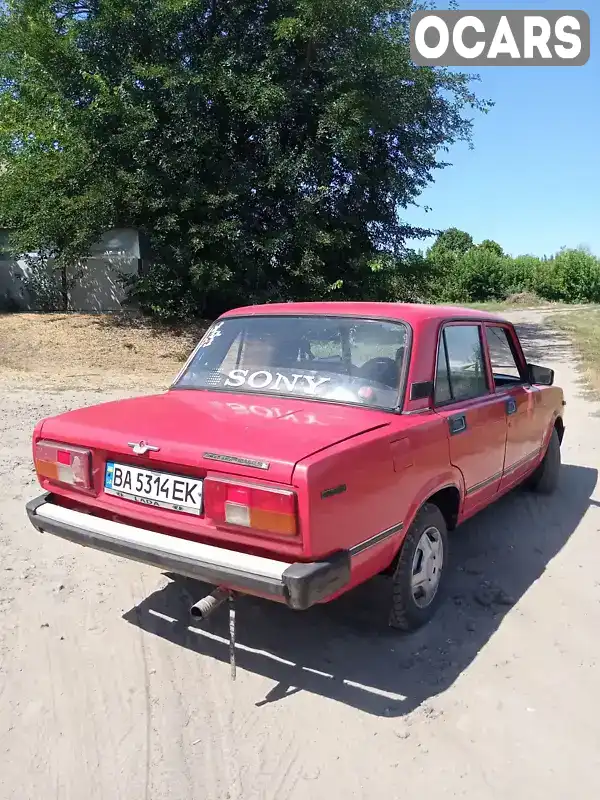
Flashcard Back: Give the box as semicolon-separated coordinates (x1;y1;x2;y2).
173;315;409;410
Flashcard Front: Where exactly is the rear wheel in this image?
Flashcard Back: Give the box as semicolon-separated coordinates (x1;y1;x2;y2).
525;427;561;495
389;503;448;631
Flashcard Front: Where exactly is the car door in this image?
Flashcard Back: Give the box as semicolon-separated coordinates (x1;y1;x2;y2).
433;322;508;516
483;323;545;489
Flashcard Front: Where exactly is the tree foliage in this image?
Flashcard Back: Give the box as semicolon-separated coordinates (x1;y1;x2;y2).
0;0;489;317
478;239;503;257
429;227;474;258
424;229;600;305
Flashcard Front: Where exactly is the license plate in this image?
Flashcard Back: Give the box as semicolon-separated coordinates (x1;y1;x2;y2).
104;462;203;515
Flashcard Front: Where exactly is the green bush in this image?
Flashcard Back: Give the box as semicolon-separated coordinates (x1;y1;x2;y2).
505;255;539;295
420;249;460;302
546;249;600;302
422;237;600;306
450;248;510;301
426;247;511;302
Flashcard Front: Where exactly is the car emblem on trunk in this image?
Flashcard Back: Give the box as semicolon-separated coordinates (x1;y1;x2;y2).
203;452;270;470
128;441;160;455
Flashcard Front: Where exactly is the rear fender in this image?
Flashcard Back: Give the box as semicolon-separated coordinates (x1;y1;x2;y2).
394;468;465;551
375;469;464;578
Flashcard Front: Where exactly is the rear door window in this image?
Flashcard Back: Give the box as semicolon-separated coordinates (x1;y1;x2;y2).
435;324;488;405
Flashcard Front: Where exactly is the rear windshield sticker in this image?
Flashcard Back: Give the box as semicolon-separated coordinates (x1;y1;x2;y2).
224;369;331;395
199;321;224;348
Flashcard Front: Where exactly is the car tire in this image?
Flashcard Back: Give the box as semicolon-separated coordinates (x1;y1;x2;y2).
525;427;561;495
389;503;448;632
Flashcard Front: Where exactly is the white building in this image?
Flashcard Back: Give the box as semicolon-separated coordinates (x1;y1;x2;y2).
0;228;144;312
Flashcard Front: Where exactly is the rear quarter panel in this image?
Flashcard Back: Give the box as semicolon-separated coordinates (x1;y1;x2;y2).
539;385;565;446
293;412;465;592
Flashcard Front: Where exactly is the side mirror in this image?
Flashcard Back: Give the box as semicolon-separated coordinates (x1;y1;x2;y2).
527;363;554;386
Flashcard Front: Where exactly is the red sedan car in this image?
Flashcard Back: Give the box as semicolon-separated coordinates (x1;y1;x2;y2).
27;302;564;631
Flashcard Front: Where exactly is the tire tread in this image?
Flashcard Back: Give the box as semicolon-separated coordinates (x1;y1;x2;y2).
389;503;448;632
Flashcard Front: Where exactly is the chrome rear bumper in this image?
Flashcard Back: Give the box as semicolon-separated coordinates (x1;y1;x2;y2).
26;494;351;610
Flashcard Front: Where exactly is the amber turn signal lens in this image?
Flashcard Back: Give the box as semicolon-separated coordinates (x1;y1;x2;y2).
34;440;92;490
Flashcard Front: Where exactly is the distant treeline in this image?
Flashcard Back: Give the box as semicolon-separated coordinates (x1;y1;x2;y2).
383;228;600;306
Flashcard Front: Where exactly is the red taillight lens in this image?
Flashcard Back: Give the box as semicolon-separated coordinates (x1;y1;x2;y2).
204;478;297;536
34;440;92;490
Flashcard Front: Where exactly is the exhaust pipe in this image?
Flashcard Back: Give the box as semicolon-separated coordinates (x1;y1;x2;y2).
190;587;229;621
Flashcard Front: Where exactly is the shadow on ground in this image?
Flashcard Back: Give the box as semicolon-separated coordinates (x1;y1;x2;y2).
513;321;573;365
124;463;597;718
515;319;599;410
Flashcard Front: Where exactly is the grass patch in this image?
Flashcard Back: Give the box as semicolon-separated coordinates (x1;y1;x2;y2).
461;293;557;313
548;308;600;398
463;301;517;312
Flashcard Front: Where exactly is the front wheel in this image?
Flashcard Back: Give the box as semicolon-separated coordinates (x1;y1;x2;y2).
389;503;448;631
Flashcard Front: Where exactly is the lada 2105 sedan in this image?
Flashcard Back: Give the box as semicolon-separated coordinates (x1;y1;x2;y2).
26;302;564;632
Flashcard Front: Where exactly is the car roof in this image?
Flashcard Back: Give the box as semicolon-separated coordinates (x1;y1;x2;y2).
220;301;507;325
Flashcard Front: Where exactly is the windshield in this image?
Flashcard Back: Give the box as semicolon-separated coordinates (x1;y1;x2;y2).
173;315;409;411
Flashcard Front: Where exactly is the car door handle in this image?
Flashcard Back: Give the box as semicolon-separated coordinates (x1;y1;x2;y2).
448;414;467;435
506;397;517;416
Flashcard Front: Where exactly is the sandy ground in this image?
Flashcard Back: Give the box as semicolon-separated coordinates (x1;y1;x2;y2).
0;313;206;391
1;308;600;800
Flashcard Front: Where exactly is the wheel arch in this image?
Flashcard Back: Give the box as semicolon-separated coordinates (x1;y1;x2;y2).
425;485;462;532
381;478;463;576
403;471;465;534
554;414;564;444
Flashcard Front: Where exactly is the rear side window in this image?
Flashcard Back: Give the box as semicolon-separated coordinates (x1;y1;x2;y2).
435;324;488;404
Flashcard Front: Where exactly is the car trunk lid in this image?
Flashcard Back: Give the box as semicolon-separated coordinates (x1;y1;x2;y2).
39;389;391;485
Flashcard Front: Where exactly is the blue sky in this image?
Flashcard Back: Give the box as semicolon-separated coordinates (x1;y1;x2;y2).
404;0;599;257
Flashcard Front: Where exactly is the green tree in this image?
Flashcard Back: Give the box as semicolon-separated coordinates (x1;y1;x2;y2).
430;227;474;257
0;0;491;318
547;248;600;302
479;239;504;257
450;247;509;301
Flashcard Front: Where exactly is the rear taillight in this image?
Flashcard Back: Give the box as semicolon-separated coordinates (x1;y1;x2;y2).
34;440;92;490
204;478;297;536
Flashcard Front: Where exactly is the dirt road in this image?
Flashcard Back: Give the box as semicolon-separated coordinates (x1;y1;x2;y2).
1;309;600;800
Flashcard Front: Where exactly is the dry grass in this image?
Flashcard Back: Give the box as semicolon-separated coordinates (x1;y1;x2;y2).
0;312;210;390
548;307;600;398
465;293;556;312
